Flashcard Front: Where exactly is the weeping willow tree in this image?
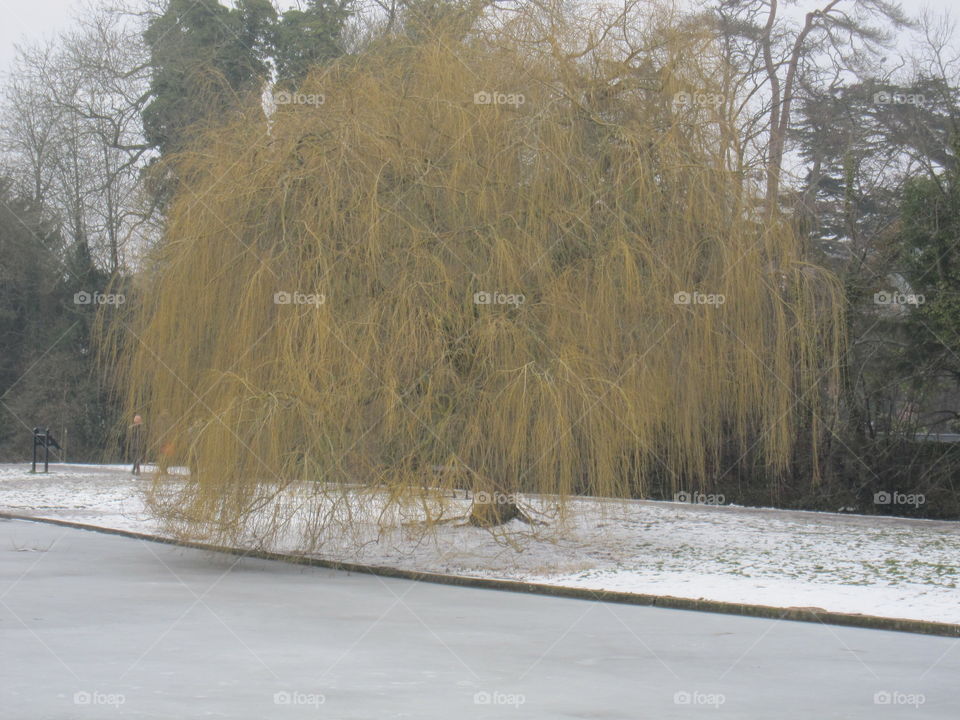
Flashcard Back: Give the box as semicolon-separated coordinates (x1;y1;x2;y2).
104;1;844;546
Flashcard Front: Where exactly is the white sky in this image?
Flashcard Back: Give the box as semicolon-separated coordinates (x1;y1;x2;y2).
0;0;302;73
1;0;957;80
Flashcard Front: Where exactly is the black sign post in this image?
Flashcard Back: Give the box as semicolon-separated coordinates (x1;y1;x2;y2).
31;427;60;473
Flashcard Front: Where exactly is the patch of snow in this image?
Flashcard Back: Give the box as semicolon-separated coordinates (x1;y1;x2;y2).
1;463;957;624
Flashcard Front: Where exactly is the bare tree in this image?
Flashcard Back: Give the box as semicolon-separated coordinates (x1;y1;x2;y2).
0;43;62;210
0;3;156;274
715;0;910;214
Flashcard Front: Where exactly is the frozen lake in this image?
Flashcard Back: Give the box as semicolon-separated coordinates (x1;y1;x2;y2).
1;518;956;718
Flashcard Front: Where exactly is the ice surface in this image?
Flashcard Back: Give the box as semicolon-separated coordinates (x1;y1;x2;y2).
1;518;957;719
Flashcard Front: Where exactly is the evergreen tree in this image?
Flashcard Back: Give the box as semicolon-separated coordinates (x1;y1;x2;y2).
0;178;120;460
142;0;276;158
273;0;352;89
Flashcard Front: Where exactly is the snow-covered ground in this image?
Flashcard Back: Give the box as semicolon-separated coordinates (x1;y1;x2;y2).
1;463;958;624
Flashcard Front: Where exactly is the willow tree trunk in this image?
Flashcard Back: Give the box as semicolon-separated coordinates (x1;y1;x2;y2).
468;488;524;526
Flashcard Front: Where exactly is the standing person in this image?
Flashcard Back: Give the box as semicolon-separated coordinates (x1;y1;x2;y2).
128;415;145;475
156;410;174;476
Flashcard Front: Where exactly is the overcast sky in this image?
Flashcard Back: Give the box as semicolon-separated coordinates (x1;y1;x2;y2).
0;0;300;73
1;0;957;79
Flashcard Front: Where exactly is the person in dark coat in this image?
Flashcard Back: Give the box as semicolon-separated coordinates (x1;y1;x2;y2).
128;415;145;475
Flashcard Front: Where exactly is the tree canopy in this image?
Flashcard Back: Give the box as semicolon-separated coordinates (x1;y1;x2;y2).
111;6;845;543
